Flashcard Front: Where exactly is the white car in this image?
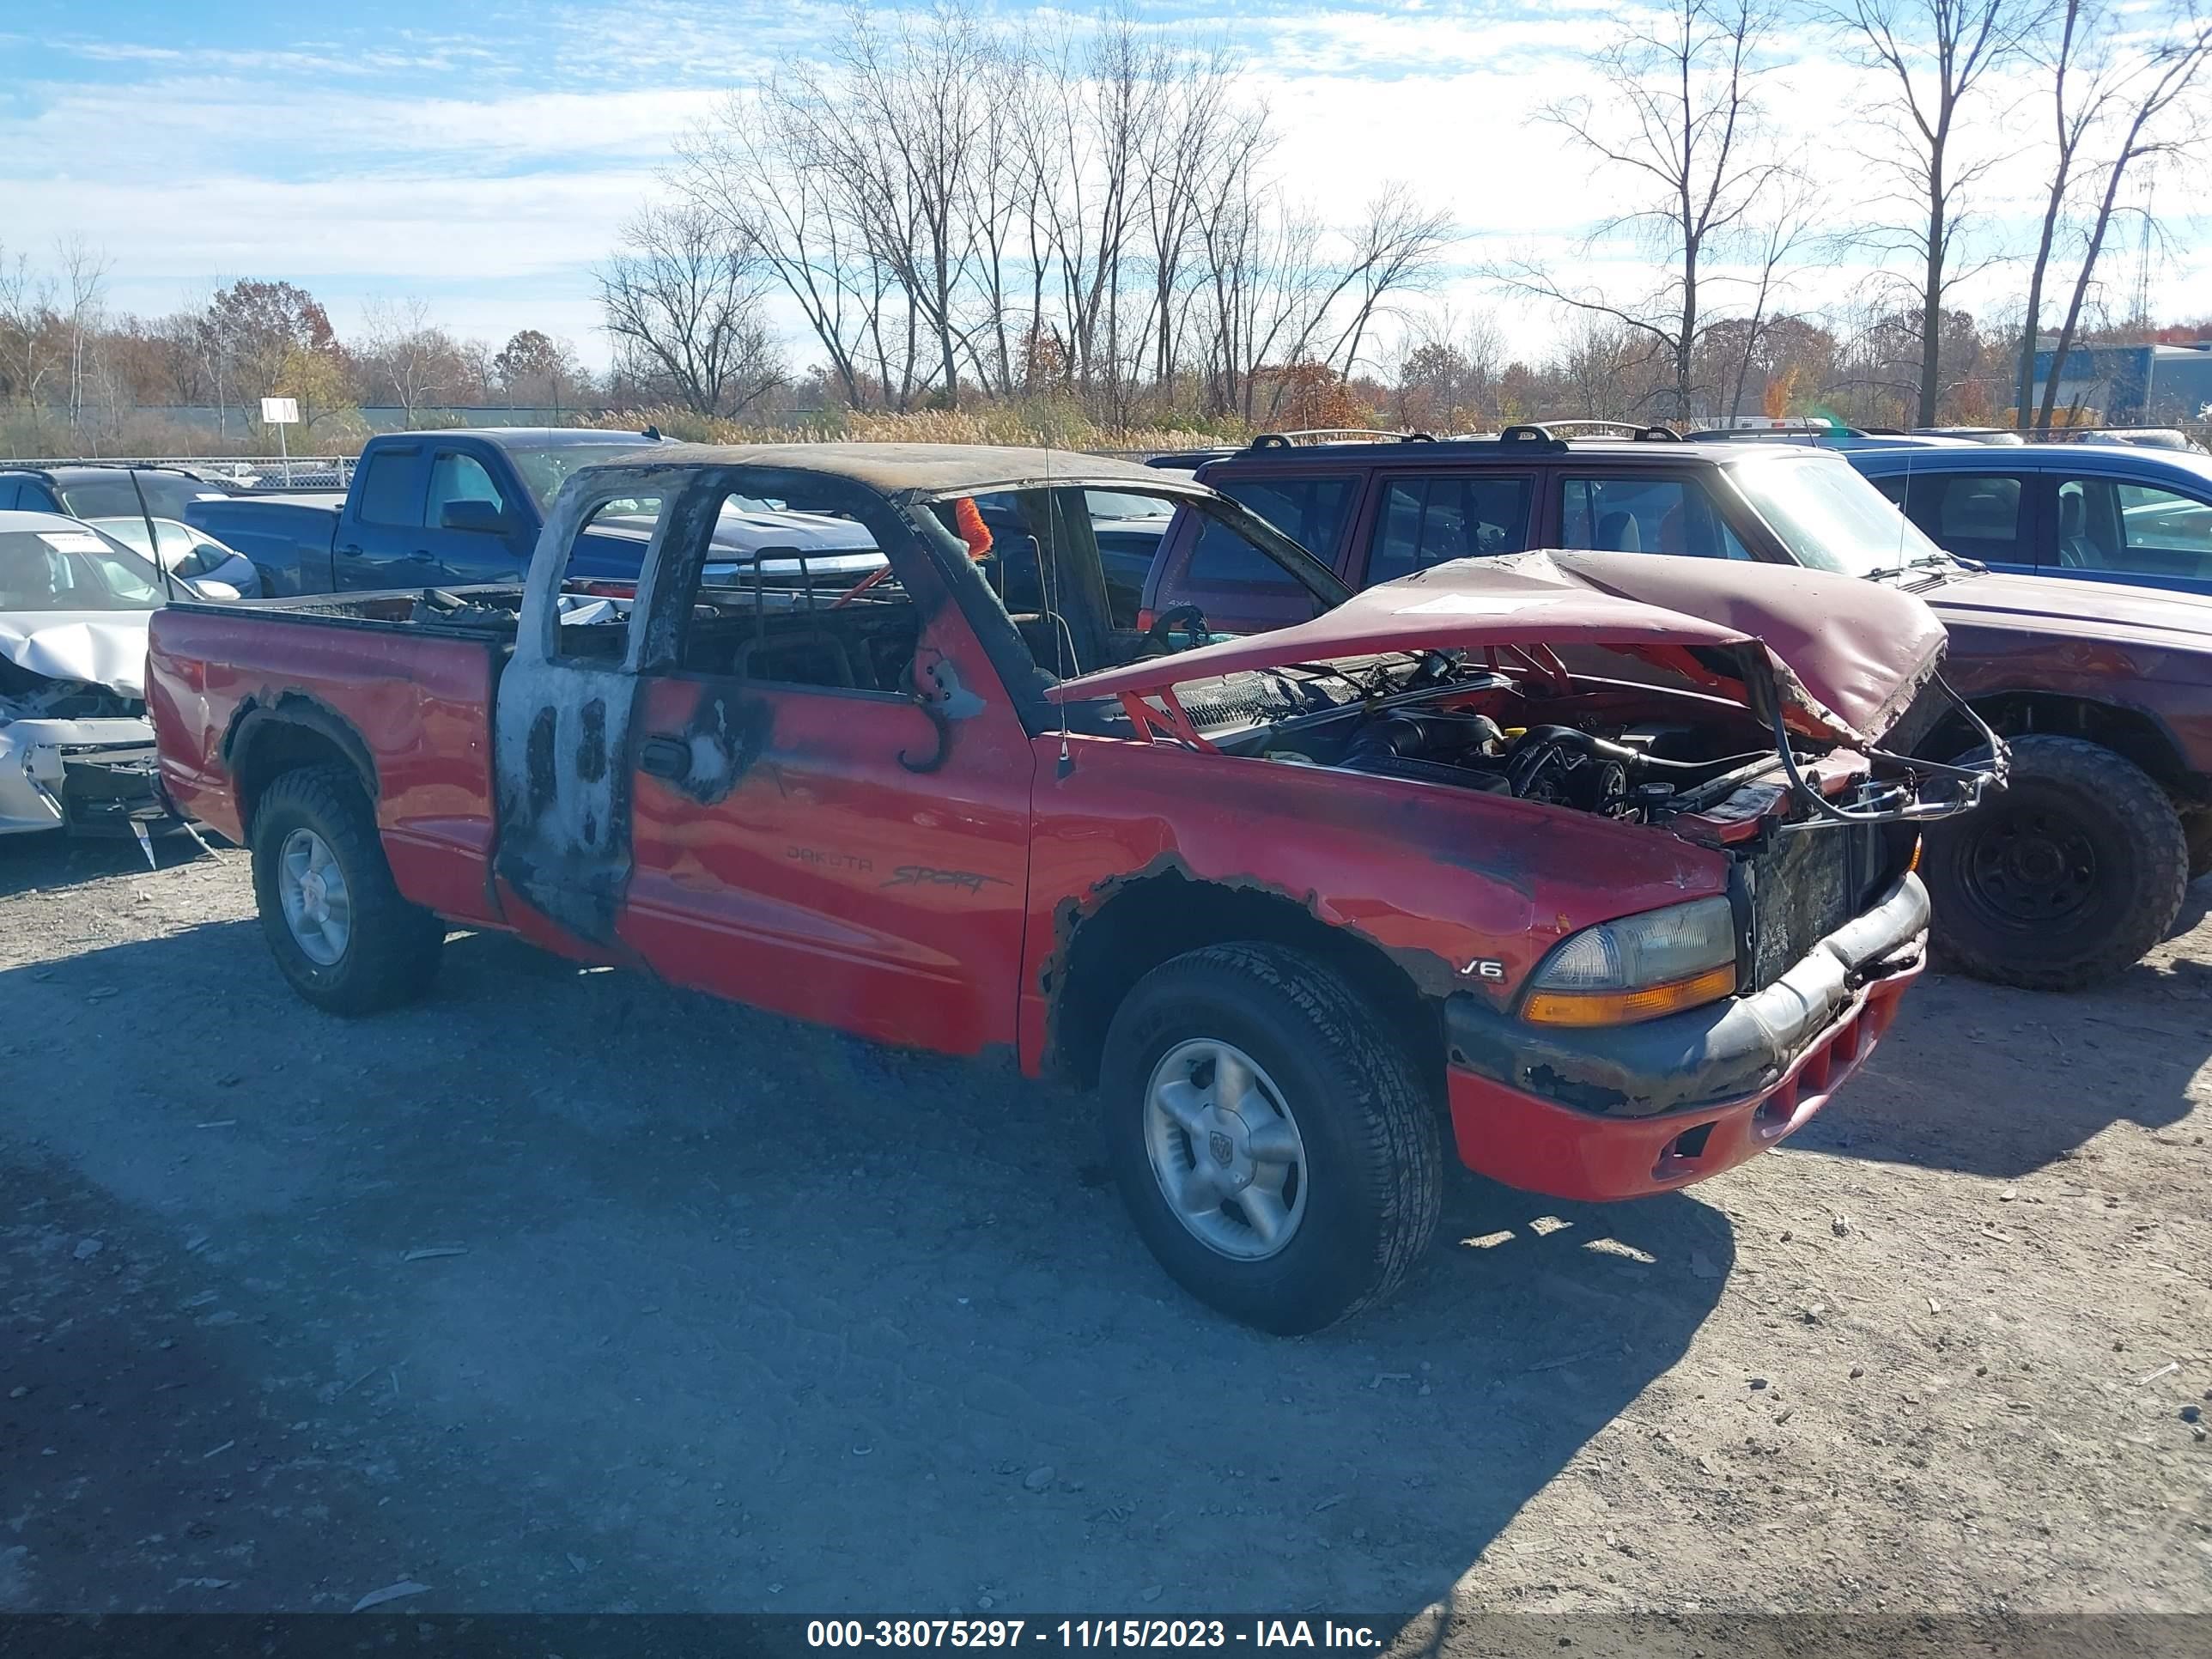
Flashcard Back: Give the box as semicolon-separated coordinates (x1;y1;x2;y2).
0;509;179;839
85;515;260;599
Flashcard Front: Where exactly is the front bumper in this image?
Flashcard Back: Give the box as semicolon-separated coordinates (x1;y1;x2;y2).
0;718;183;839
1443;871;1929;1201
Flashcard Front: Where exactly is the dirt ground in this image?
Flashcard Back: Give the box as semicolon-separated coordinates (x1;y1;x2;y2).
2;835;2208;1639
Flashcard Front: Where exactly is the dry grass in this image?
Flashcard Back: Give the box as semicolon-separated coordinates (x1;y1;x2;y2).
604;403;1238;455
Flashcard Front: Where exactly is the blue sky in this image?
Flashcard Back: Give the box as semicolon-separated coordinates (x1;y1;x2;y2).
8;0;2208;368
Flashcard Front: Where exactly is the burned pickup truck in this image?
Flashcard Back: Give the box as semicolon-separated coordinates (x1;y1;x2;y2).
147;445;1999;1333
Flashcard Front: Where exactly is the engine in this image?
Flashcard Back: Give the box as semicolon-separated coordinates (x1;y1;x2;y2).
1267;699;1769;824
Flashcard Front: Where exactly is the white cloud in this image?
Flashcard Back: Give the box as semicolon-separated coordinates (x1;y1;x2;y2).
6;0;2207;386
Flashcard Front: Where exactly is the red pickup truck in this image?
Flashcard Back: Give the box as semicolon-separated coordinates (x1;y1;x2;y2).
147;444;1997;1333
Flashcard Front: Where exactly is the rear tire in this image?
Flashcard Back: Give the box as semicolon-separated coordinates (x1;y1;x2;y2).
249;764;444;1015
1923;736;2187;989
1100;943;1442;1334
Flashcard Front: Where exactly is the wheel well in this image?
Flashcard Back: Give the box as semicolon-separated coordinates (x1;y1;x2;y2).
1929;692;2189;792
1048;866;1443;1096
228;705;375;833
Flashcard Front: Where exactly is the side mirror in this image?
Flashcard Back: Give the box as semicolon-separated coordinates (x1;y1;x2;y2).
189;578;241;601
441;498;508;534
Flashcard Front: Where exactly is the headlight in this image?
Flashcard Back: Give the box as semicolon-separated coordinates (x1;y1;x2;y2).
1520;896;1739;1026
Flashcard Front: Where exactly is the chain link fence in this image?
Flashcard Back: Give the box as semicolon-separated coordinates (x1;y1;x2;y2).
11;455;359;490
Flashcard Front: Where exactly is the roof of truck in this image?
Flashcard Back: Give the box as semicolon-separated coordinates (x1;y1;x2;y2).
425;427;670;447
584;441;1188;500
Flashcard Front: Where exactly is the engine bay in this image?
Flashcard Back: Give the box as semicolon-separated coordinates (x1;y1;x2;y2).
1208;651;1820;830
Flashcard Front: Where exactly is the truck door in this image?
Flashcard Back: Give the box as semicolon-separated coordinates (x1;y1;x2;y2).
491;464;1035;1055
337;442;431;590
420;444;535;585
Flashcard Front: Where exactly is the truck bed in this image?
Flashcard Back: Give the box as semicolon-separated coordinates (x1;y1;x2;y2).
146;589;524;927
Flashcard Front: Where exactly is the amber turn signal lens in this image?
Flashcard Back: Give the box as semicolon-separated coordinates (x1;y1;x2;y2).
1522;963;1739;1027
1908;834;1923;873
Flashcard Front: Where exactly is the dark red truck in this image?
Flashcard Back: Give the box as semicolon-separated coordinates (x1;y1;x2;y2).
147;444;1998;1332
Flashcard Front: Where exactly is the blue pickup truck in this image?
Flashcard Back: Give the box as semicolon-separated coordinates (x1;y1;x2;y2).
186;427;885;598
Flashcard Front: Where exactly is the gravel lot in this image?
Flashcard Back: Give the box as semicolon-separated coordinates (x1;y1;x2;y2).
2;835;2208;1633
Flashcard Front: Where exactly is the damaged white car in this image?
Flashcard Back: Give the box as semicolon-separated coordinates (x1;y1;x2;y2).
0;509;188;843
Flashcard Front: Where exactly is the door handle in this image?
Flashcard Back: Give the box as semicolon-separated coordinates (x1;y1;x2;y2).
639;735;691;781
406;549;436;563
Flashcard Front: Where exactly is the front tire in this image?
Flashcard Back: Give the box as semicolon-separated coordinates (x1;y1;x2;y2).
1100;943;1442;1334
249;764;445;1015
1923;735;2188;990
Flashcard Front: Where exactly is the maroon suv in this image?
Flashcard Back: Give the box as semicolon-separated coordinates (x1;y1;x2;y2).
1144;428;2212;989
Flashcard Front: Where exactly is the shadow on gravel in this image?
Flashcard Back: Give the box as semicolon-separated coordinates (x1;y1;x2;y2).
1791;882;2210;1181
0;830;215;899
0;921;1732;1616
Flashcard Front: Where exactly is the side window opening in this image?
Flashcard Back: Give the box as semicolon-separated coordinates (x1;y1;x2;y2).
545;490;666;664
1083;488;1174;630
1931;475;2024;558
1559;476;1748;559
1366;474;1532;585
2055;478;2115;569
672;483;906;695
428;451;506;530
939;488;1108;679
1198;476;1357;586
356;447;424;528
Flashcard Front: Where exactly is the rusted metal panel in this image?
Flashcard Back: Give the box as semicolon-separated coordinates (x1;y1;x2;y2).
1013;730;1731;1077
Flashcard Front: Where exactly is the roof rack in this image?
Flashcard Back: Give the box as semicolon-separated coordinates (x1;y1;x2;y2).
1684;424;1869;443
1522;418;1682;441
1246;428;1437;449
1488;421;1680;449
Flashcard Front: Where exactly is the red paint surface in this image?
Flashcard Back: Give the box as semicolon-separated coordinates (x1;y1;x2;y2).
1445;962;1917;1200
617;657;1036;1055
1013;731;1729;1076
147;607;506;927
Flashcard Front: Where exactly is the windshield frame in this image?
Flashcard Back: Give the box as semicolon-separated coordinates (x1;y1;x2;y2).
1722;451;1954;580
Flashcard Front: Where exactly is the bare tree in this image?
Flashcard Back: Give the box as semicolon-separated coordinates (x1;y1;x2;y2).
58;239;111;432
356;296;459;422
2032;2;2212;428
1559;316;1666;416
667;10;1437;425
1715;172;1824;419
793;3;992;403
2014;0;2109;424
678;92;878;410
1493;0;1796;422
598;200;784;416
0;245;58;414
1136;45;1248;389
1302;186;1457;382
1829;0;2043;424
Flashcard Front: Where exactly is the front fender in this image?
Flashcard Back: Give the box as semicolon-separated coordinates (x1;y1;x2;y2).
1017;734;1733;1072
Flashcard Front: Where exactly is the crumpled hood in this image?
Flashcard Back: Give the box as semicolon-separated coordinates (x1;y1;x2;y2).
708;507;879;556
1923;569;2212;657
0;611;152;701
1055;550;1949;749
